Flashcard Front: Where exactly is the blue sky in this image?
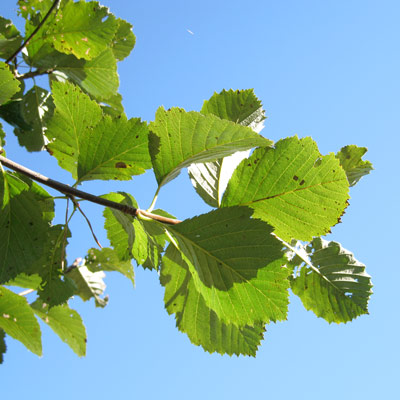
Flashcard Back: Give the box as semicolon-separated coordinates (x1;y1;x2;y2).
1;0;399;398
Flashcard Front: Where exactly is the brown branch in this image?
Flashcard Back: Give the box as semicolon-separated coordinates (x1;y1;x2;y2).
6;0;61;64
17;68;54;80
0;154;181;225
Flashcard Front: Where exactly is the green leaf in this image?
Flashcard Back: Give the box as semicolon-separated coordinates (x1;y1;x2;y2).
290;238;373;323
13;86;55;152
36;225;76;307
0;16;23;60
201;89;266;132
102;192;165;270
5;273;42;290
86;247;134;287
46;81;103;178
164;206;289;326
66;263;108;308
32;0;118;61
18;0;54;18
0;328;6;363
149;107;271;188
222;136;350;241
77;114;151;183
161;245;265;356
0;121;5;148
31;300;86;357
0;61;20;105
336;145;373;187
0;172;55;284
111;18;136;61
189;89;268;207
0;286;42;355
50;48;119;101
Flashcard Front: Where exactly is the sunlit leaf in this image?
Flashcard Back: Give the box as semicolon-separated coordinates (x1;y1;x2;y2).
77;114;151;183
0;328;5;363
222;136;350;241
32;0;118;60
161;245;265;356
111;18;135;61
164;206;289;326
0;61;20;105
13;86;55;152
46;81;103;177
0;16;23;60
86;247;135;287
149;107;271;188
291;238;373;323
336;145;373;187
0;286;42;355
66;263;108;308
0;172;54;284
31;300;86;356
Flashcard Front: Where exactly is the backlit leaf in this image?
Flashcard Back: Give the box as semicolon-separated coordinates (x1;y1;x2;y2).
34;0;118;60
13;86;55;152
0;172;54;284
291;238;372;323
0;16;23;60
336;145;373;187
31;300;86;356
222;136;349;241
111;18;135;61
149;107;271;188
77;114;151;183
0;286;42;355
0;61;20;105
86;247;135;287
164;206;289;326
161;245;265;356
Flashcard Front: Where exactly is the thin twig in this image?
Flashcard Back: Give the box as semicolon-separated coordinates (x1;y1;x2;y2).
0;154;181;225
17;68;54;80
6;0;61;64
18;288;35;296
60;196;70;271
71;197;103;249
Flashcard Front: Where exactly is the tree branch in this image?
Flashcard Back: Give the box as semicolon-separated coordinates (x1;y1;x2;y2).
17;68;54;80
6;0;61;64
0;154;181;225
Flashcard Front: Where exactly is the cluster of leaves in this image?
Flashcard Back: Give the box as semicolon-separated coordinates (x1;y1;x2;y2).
0;0;373;362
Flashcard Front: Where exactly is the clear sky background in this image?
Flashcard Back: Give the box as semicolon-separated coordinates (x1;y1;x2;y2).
0;0;399;398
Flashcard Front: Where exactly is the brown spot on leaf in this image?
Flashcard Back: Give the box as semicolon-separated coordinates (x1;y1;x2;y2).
115;162;127;168
300;180;305;185
293;175;299;181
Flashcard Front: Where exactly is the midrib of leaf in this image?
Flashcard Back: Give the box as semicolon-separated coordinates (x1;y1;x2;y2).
280;237;343;293
77;137;145;183
168;225;281;307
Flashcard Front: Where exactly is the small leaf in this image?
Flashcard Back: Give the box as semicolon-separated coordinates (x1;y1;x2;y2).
66;263;108;308
336;145;373;186
102;192;165;270
0;328;6;363
86;247;135;287
222;136;350;241
36;225;76;307
31;300;86;357
77;114;151;183
0;286;42;355
46;81;103;177
161;245;265;356
164;206;289;326
0;61;20;105
13;86;55;152
291;238;373;323
149;107;271;188
111;18;136;61
0;16;23;60
0;172;55;284
34;1;118;60
5;273;42;290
